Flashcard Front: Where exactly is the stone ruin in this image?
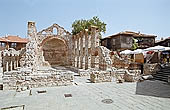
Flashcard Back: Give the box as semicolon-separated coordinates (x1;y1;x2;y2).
0;22;115;90
0;21;144;90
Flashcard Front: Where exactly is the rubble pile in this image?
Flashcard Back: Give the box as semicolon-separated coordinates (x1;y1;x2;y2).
144;63;160;75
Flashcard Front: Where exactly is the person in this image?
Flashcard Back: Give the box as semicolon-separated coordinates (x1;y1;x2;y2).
140;63;144;75
167;54;169;63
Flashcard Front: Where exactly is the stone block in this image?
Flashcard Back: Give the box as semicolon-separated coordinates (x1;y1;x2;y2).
25;76;31;81
90;70;112;83
78;69;90;77
115;69;126;83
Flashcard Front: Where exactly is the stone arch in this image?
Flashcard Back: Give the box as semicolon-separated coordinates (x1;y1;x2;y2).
40;36;69;67
40;36;68;48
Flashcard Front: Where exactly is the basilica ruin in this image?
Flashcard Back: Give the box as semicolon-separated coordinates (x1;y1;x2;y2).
0;21;120;90
3;20;161;91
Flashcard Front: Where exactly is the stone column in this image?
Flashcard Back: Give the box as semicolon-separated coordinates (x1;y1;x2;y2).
82;32;86;69
94;28;100;69
2;55;6;72
10;60;13;71
95;28;100;47
91;27;96;68
88;33;91;68
80;32;84;69
14;59;16;69
72;36;76;67
68;34;73;66
16;57;19;68
6;61;9;72
78;34;81;68
76;35;80;68
91;27;100;69
0;51;3;73
71;36;75;67
72;35;76;67
85;31;89;70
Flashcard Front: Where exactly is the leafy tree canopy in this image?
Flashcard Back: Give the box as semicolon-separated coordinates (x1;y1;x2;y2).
72;16;106;36
132;38;138;50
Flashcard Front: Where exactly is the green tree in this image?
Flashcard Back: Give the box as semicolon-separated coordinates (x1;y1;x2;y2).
72;16;106;39
132;38;138;50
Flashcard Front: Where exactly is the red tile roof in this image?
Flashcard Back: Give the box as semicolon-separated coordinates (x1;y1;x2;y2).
0;35;29;43
0;37;9;42
118;31;157;37
103;31;157;40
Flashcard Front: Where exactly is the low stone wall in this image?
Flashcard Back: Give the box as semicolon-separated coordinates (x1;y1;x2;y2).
115;69;141;83
114;69;126;83
124;70;141;82
89;68;141;83
3;69;73;90
78;69;90;77
90;70;112;83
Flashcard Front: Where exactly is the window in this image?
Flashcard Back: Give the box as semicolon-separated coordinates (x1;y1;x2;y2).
126;37;131;44
168;42;170;47
11;43;17;48
112;39;115;45
53;28;58;35
0;42;6;47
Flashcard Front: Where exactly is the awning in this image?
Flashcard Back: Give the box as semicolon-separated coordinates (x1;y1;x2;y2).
144;45;170;52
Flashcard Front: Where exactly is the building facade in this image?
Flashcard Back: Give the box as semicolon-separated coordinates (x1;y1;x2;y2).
155;37;170;63
155;37;170;47
101;31;156;51
0;35;28;51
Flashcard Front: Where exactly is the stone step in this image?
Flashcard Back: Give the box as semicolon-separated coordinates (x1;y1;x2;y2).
152;66;170;82
159;70;170;72
160;67;170;70
154;75;168;80
155;72;170;76
154;77;168;82
153;73;170;77
154;75;169;79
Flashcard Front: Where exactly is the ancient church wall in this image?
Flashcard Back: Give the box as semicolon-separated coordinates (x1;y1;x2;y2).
25;22;73;70
1;22;116;90
71;27;112;71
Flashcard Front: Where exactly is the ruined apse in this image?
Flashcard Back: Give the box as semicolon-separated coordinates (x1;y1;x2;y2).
25;21;72;71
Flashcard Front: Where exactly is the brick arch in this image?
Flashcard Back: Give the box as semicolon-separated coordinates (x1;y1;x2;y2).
40;36;68;49
40;36;69;67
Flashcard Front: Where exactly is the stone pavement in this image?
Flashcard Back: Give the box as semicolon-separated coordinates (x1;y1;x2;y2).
0;76;170;110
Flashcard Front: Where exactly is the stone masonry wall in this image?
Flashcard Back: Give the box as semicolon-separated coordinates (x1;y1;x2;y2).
3;69;73;90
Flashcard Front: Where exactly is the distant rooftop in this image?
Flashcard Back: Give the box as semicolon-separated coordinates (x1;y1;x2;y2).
0;35;28;43
155;37;170;44
103;31;157;40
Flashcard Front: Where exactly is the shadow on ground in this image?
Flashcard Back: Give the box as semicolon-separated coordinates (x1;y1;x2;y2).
136;80;170;98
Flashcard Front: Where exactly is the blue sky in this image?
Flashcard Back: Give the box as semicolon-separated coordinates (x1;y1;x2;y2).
0;0;170;39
